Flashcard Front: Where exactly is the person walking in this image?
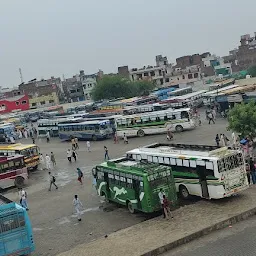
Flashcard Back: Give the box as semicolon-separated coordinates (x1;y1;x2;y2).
212;108;216;121
220;134;226;147
250;158;256;184
48;172;58;191
158;188;166;218
71;137;76;150
77;168;83;185
104;146;110;160
67;149;72;162
75;137;79;150
46;131;50;143
167;128;173;141
45;154;51;170
215;134;220;147
246;163;251;185
207;111;215;124
162;195;173;220
72;149;77;162
123;133;128;144
86;141;91;152
39;153;45;170
114;132;119;144
51;152;56;167
73;195;83;221
19;188;29;210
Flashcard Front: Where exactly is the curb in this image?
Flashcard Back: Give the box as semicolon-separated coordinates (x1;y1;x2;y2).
142;207;256;256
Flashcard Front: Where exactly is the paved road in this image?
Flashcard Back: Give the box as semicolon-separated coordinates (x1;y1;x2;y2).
163;215;256;256
4;117;230;255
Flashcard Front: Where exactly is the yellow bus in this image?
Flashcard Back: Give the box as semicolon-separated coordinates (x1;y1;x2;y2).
0;144;39;170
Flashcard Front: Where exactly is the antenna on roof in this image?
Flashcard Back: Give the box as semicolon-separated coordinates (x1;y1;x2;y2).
19;68;23;83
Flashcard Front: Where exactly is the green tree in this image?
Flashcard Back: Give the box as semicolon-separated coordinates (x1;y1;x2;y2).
92;75;155;101
227;101;256;137
248;65;256;77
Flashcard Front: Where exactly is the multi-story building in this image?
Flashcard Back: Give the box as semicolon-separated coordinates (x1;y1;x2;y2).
0;95;30;114
129;55;168;87
79;70;98;100
19;77;62;108
62;75;84;102
224;33;256;72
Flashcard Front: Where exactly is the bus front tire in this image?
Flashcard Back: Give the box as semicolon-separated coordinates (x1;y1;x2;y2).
15;176;25;188
175;125;184;132
127;201;135;214
179;185;190;199
137;129;145;137
92;135;97;141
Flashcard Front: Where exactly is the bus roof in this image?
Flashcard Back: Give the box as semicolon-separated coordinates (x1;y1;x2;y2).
203;84;239;97
99;158;172;176
127;143;238;160
116;108;190;120
0;143;36;150
174;90;207;100
58;120;110;126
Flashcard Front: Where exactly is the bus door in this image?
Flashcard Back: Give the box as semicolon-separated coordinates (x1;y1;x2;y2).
197;166;209;199
132;179;142;210
104;172;111;198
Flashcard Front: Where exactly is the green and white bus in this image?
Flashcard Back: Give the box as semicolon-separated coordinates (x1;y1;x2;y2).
92;158;177;213
126;143;249;200
116;108;195;138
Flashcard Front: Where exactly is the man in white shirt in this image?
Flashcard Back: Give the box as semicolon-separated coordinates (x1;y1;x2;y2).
158;188;166;218
73;195;83;221
86;141;91;152
48;172;58;191
19;188;29;210
67;149;72;162
45;154;51;170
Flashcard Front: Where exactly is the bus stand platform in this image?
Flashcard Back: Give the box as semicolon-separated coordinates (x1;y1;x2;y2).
57;187;256;256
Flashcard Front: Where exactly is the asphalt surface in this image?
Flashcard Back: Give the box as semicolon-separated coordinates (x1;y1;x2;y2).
4;115;231;255
164;215;256;256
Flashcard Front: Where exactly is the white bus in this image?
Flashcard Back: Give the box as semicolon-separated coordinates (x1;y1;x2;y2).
116;108;195;138
126;143;248;199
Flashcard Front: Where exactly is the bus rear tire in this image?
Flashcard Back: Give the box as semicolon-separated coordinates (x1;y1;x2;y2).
127;201;135;214
179;185;189;199
175;125;184;132
15;176;25;188
92;135;97;141
137;129;145;137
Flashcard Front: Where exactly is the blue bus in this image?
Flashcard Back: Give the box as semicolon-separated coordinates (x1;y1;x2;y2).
58;120;113;141
0;123;17;140
0;195;35;256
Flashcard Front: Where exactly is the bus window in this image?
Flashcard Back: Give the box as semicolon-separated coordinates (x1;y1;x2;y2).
164;157;170;164
206;161;213;170
170;158;176;165
153;156;158;163
183;159;189;167
1;163;9;173
158;157;164;163
190;160;196;167
8;161;14;169
176;159;182;166
181;111;189;119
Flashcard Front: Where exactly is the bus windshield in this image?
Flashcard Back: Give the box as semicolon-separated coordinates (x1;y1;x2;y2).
20;147;38;157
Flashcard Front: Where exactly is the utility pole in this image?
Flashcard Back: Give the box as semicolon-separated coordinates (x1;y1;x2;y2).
19;68;23;83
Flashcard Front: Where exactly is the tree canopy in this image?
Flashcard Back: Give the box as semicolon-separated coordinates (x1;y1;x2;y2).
91;75;155;101
227;101;256;137
248;65;256;77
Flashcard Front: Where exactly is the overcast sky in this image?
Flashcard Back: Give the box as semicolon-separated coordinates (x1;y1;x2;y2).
1;0;256;87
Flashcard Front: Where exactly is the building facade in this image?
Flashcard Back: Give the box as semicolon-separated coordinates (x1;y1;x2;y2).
79;70;98;100
29;92;59;109
0;95;30;114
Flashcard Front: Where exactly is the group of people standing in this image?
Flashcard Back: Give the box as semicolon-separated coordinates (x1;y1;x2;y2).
39;152;56;170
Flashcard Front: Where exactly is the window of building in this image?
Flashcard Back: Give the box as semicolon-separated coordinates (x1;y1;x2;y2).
31;103;36;107
160;78;163;85
132;75;134;81
15;101;20;106
150;71;155;77
177;77;179;80
182;75;185;79
17;91;21;95
40;101;46;105
194;73;199;78
188;74;193;79
165;78;169;82
49;100;54;103
21;100;27;104
159;70;162;76
144;72;149;77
